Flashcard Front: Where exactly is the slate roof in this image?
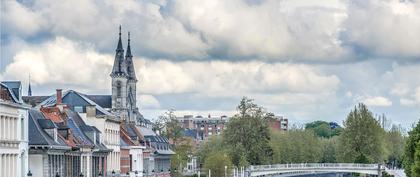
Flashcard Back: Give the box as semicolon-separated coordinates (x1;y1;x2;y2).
37;90;114;117
85;95;112;109
28;109;69;149
22;96;49;107
64;109;109;151
1;82;20;103
1;81;21;101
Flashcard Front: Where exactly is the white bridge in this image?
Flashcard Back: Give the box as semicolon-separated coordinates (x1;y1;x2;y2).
248;163;385;177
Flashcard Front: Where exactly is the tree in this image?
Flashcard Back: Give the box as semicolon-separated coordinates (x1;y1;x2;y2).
171;137;195;176
338;103;387;163
197;136;225;165
204;151;233;177
412;142;420;177
154;109;184;146
404;121;420;177
385;125;405;168
270;129;323;163
223;97;272;165
321;137;339;163
305;121;342;138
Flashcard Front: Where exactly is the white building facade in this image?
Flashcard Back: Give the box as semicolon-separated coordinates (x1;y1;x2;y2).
0;81;29;177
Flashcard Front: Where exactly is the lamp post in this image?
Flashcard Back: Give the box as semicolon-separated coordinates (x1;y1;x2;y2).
225;166;227;177
27;170;33;177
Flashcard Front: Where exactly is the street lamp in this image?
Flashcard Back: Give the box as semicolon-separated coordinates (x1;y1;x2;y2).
27;170;33;177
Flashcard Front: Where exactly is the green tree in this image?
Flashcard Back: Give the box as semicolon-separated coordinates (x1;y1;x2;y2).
154;109;184;146
270;129;323;163
412;142;420;177
338;103;387;163
197;136;225;164
223;97;272;165
385;125;405;168
204;151;233;177
321;137;339;163
404;121;420;177
171;137;194;176
305;121;342;138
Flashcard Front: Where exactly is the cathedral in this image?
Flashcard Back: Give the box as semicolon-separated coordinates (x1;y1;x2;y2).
110;26;144;124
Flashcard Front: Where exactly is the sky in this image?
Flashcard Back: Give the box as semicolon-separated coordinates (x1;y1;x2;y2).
1;0;420;128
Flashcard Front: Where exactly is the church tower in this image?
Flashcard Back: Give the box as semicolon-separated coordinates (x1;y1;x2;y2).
110;26;129;120
125;32;138;122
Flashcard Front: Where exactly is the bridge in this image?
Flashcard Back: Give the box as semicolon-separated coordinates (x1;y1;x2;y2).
247;163;386;177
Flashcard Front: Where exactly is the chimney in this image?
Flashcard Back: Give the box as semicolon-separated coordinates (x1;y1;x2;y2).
56;89;62;105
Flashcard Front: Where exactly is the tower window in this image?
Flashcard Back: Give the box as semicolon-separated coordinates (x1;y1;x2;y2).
116;81;121;97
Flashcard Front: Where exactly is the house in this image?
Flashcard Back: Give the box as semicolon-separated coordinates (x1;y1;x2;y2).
0;81;30;177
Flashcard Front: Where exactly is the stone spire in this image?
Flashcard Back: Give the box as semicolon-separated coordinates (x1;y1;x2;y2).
28;74;32;96
125;31;137;81
111;25;127;76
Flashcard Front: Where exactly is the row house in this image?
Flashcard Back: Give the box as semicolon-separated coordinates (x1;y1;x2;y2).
27;88;111;177
0;81;29;177
32;89;122;176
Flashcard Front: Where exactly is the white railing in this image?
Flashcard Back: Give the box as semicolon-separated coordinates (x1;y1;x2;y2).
250;163;381;171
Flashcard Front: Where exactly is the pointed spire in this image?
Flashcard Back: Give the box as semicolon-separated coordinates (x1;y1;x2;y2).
126;31;132;57
28;74;32;96
116;25;123;51
125;31;137;81
111;25;127;76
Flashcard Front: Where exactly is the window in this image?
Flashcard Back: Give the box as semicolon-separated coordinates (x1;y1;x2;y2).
116;81;122;97
74;106;83;113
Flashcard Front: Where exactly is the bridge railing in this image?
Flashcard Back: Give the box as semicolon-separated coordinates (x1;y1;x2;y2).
249;163;381;171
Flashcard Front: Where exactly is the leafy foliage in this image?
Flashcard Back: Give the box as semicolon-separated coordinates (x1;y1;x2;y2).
305;121;342;138
270;129;323;163
203;151;233;177
404;121;420;177
385;125;405;168
338;103;387;163
223;97;273;165
412;142;420;177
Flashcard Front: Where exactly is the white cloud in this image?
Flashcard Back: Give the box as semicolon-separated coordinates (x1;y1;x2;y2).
2;37;113;93
362;96;392;107
383;63;420;106
0;1;46;36
344;0;420;58
136;60;340;97
138;94;161;109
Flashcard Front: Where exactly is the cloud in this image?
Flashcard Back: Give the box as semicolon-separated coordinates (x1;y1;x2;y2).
0;1;46;36
138;94;161;109
136;60;340;97
344;0;420;58
383;63;420;106
362;96;392;107
1;37;113;93
3;0;420;62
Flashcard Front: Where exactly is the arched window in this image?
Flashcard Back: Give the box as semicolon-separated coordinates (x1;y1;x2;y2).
116;81;121;97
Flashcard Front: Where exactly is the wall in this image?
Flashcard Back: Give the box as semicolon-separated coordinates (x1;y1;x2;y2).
29;154;44;177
